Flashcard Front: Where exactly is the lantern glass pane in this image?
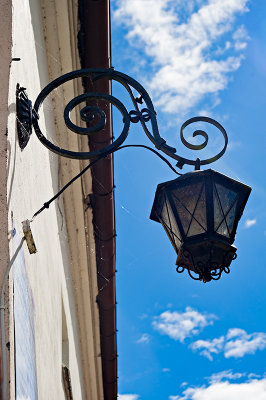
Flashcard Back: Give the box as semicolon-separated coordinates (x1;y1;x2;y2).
226;202;237;234
161;197;181;250
213;189;225;230
187;186;207;236
217;220;229;237
172;182;207;237
216;183;237;213
213;183;237;238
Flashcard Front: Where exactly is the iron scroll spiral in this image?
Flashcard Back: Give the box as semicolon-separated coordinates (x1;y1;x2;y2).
32;68;228;165
178;116;228;169
32;69;132;159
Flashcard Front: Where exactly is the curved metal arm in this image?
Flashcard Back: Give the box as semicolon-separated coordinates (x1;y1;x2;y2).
17;68;228;168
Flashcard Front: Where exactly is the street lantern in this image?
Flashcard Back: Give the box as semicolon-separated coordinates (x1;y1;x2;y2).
16;68;251;282
150;169;251;282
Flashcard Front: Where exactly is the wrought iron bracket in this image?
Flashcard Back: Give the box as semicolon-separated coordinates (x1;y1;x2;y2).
16;68;228;168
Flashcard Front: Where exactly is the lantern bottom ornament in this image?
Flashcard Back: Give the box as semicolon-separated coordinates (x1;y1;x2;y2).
150;169;251;283
176;240;237;283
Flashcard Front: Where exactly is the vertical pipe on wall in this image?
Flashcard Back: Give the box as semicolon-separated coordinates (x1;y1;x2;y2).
78;1;117;399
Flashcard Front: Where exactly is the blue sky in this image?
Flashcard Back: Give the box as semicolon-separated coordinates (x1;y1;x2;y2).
111;1;266;399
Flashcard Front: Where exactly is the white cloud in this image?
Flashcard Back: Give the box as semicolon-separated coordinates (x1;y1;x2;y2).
191;328;266;360
137;333;150;344
153;307;216;342
248;373;262;379
190;336;224;361
233;25;249;50
208;370;245;383
118;395;139;400
163;368;171;372
114;0;249;114
225;328;266;358
170;379;266;400
245;218;256;228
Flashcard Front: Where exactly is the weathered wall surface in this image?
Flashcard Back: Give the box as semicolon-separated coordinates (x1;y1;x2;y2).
40;0;104;398
0;0;12;384
7;0;85;398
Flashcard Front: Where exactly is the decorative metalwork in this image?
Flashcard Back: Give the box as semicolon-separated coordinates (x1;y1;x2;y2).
178;116;228;169
15;68;251;284
176;248;237;283
150;168;251;283
16;68;228;167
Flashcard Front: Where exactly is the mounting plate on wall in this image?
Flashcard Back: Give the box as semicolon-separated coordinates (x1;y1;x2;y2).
16;84;32;150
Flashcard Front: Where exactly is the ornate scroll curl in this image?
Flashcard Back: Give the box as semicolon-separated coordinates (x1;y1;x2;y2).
176;248;236;283
32;69;131;159
18;67;228;166
177;116;228;169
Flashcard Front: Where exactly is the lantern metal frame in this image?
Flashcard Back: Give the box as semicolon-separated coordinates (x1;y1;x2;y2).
16;67;251;283
150;169;251;282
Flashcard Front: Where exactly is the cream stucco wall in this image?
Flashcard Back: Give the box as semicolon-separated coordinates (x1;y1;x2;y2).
5;0;103;399
0;3;12;393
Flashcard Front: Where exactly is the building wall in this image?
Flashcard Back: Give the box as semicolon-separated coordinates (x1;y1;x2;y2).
4;0;103;399
0;0;12;392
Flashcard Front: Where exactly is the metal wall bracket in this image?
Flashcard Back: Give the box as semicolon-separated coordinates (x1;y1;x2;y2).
16;84;32;150
15;69;228;167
